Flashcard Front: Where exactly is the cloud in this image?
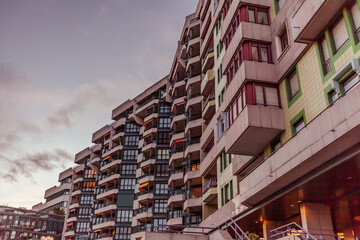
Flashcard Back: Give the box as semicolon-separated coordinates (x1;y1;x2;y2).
0;148;73;183
46;76;148;128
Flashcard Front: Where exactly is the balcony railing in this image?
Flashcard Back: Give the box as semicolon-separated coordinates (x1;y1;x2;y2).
322;59;332;75
93;217;115;225
203;93;215;111
134;207;153;215
202;178;217;194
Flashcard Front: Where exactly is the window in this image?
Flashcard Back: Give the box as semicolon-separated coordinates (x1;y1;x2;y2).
158;132;170;144
155;184;168;195
156;165;169;177
124;136;139;146
258;10;269;24
82;181;95;191
125;123;139;133
119;178;136;190
121;164;137;175
157;149;170;160
114;227;131;240
343;72;360;92
251;45;259;61
159;104;170;113
320;37;331;75
75;222;89;233
158;118;171;128
331;17;349;52
280;28;289;52
217;65;222;83
270;136;282;153
154;200;167;213
117;210;132;222
288;70;300;99
80;195;93;205
220;153;232;172
153;219;167;231
248;8;255;22
84;169;95;178
293;117;305;135
78;208;91;218
351;3;360;41
122;149;138;161
216;111;228;141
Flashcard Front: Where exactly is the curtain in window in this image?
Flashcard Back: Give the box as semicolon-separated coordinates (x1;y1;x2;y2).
332;18;349;51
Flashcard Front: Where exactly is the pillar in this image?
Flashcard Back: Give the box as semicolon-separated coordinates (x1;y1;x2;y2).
263;220;285;240
300;203;334;236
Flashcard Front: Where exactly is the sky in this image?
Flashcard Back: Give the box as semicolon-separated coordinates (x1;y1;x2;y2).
0;0;197;209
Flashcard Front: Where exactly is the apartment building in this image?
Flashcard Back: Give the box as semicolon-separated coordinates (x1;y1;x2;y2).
0;205;64;240
59;0;360;239
32;168;73;216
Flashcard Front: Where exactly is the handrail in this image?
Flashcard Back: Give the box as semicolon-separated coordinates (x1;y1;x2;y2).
227;219;251;240
153;224;216;235
270;222;318;240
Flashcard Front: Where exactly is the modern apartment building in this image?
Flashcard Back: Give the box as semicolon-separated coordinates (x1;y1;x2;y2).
32;168;73;216
0;205;64;240
59;0;360;239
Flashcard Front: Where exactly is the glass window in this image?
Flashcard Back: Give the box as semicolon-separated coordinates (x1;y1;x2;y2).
260;46;268;62
154;200;167;213
280;29;289;51
251;45;259;61
288;71;299;98
157;149;170;160
114;227;131;240
351;3;360;41
119;178;136;190
332;17;349;51
258;10;269;24
125;123;139;133
124;136;139;146
265;87;279;106
248;9;255;22
343;73;360;92
156;165;169;177
155;183;168;195
294;118;305;134
121;164;137;175
117;210;133;222
158;132;170;144
153;219;167;231
255;85;264;105
158;118;171;128
122;149;138;161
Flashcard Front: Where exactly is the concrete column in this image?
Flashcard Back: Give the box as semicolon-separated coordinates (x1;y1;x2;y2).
263;220;285;240
300;203;334;236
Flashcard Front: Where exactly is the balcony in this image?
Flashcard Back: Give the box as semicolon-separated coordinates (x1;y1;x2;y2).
144;112;158;124
184;170;201;185
94;204;117;215
170;132;185;146
185;95;203;112
96;187;119;200
184;140;201;159
169;151;184;167
100;159;121;172
186;74;201;92
138;174;155;185
168;171;183;187
70;189;81;197
143;127;157;139
186;36;200;53
202;178;217;204
142;142;157;152
134;207;153;222
112;117;126;129
202;93;215;122
138;192;154;204
111;131;124;142
98;173;120;185
136;97;159;117
183;197;202;211
140;158;155;169
167;192;184;207
202;49;214;73
201;69;215;96
64;231;75;237
170;113;186;129
102;145;122;159
93;219;115;230
291;0;349;43
222;22;271;70
225;105;285;155
167;217;183;226
186;55;201;72
185;117;202;135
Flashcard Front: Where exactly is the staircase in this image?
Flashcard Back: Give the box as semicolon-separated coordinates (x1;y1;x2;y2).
223;219;251;240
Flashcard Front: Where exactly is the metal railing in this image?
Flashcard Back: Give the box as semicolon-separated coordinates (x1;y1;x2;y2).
224;219;251;240
270;222;318;240
203;93;215;111
153;224;215;235
202;178;217;194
